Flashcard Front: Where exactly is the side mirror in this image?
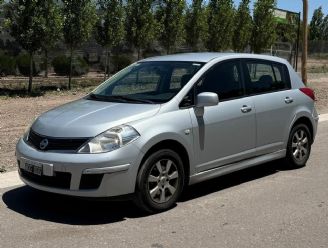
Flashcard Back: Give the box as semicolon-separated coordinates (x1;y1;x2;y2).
196;92;219;108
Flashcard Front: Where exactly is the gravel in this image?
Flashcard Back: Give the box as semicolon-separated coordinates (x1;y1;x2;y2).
0;92;86;173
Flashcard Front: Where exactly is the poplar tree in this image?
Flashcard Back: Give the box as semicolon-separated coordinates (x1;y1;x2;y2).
251;0;277;53
185;0;207;51
95;0;124;79
6;0;46;93
41;0;62;78
232;0;252;52
62;0;97;90
125;0;155;59
309;7;324;40
156;0;186;54
206;0;235;51
0;0;4;34
323;15;328;40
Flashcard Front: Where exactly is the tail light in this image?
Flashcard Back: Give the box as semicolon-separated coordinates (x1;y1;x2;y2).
299;88;315;101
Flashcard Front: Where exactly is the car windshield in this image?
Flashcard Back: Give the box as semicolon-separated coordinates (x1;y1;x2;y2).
89;61;204;104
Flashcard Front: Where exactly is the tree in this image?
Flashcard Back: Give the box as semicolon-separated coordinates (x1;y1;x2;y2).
95;0;124;80
156;0;186;54
206;0;235;51
125;0;155;59
232;0;252;52
309;7;324;40
251;0;276;53
5;0;46;93
323;15;328;41
62;0;97;90
276;22;298;43
0;0;4;34
185;0;207;51
41;0;62;78
302;0;308;85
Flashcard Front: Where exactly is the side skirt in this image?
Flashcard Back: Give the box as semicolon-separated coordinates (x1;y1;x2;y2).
189;149;286;185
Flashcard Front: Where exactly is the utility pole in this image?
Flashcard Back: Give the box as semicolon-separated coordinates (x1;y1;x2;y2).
302;0;308;85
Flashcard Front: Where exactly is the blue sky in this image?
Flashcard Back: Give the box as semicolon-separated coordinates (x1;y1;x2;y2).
233;0;328;18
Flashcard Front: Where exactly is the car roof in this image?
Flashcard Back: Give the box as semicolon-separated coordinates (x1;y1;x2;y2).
140;52;288;64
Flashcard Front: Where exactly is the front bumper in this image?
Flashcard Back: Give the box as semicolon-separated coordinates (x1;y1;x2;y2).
16;138;144;197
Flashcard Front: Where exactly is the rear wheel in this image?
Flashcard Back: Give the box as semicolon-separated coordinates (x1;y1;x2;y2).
285;123;312;168
134;149;185;213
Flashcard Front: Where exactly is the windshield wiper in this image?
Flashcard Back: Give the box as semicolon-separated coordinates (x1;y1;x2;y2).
111;95;154;104
88;93;154;104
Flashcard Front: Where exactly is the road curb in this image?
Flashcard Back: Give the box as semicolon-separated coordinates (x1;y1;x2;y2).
319;113;328;123
0;171;23;189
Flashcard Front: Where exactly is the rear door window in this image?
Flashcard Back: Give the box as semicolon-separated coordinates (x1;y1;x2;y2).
243;60;291;95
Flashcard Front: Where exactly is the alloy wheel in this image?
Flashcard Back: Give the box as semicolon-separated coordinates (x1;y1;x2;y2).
147;159;179;204
291;129;309;162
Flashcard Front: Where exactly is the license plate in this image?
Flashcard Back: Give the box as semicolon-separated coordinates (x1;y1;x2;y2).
25;162;43;176
20;158;54;176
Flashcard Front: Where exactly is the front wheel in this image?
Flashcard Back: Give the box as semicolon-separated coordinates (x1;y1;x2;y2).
285;124;312;168
134;149;185;213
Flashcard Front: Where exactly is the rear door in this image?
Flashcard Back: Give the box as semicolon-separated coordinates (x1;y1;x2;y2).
242;59;295;154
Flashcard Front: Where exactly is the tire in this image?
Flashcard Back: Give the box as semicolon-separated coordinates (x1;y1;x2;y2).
285;123;312;169
134;149;185;213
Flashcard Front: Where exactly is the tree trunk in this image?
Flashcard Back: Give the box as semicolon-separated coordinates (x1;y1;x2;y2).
45;49;49;78
302;0;308;85
28;52;33;93
137;47;141;60
167;45;170;55
104;47;110;81
68;46;73;90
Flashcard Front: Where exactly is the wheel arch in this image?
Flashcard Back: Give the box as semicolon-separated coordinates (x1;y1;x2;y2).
138;139;191;186
290;116;314;143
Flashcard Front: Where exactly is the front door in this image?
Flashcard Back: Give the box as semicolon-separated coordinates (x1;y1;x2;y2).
189;60;257;173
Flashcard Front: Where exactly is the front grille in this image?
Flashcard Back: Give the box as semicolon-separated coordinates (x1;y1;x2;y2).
79;174;104;190
19;168;71;189
27;129;89;152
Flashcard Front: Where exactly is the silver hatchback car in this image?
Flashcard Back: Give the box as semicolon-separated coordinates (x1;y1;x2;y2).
16;53;319;212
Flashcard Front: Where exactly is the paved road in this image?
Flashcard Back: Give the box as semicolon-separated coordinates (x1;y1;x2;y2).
1;122;328;248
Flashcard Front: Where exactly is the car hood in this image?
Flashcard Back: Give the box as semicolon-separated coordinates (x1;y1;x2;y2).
32;99;161;137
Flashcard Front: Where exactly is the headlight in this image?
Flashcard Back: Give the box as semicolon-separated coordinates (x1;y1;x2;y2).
78;125;140;154
23;117;37;142
23;129;30;142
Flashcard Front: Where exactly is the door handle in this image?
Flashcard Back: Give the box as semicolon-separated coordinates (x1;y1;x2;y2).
241;105;252;113
285;97;294;104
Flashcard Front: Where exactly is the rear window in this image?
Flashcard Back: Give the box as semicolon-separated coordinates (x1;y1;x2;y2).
244;60;291;94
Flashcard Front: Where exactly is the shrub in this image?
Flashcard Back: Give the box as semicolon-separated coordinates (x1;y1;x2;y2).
74;57;89;76
52;55;89;76
52;55;69;75
111;54;132;73
16;54;40;76
0;54;16;76
142;48;161;58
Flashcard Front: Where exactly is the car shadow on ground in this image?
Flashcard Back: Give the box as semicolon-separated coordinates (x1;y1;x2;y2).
2;160;294;225
180;161;291;202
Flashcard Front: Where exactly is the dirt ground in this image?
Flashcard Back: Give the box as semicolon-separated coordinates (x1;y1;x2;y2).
0;92;86;173
0;73;327;173
308;73;328;113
